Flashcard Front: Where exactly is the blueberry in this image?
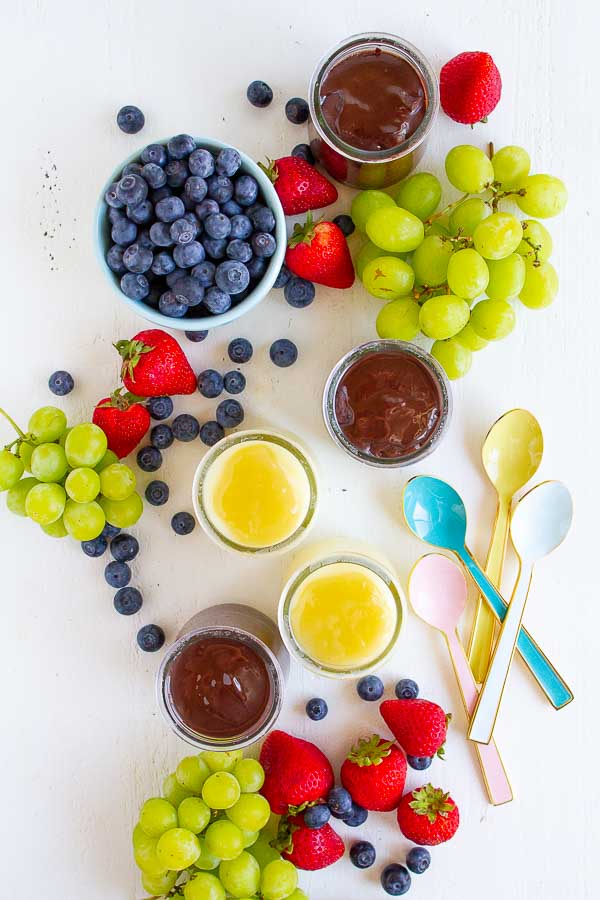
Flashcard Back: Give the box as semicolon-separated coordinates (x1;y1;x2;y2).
185;329;208;342
248;207;274;233
121;273;149;300
406;847;431;875
105;560;131;588
140;162;167;190
111;533;139;562
168;134;196;159
229;214;253;240
305;698;328;721
226;239;253;263
198;369;224;398
141;144;168;167
381;864;411;896
285;97;309;124
216;399;244;429
221;200;243;217
172;275;204;306
203;238;228;260
184;176;208;203
189;149;215;178
343;802;368;827
116;174;148;207
49;370;74;396
166;267;187;288
203;287;231;315
137;229;154;251
407;756;432;770
150;424;174;450
123;243;153;273
172;414;200;442
350;841;376;869
174;241;205;268
81;535;107;557
192;261;216;286
216;260;250;295
136;446;162;471
283;277;315;309
216;148;242;177
159;291;187;317
207;175;234;204
151;187;172;205
251;232;277;258
123;162;145;176
156;196;185;223
246;80;273;108
145;288;161;310
171;511;195;535
146;396;173;420
333;214;355;237
246;256;267;281
357;675;384;701
195;199;220;221
292;143;315;164
145;480;170;506
104;182;124;208
112;217;138;246
137;623;165;652
114;586;143;616
165;160;189;187
108;207;126;225
327;787;353;818
127;200;153;225
102;524;121;539
234;174;259;207
149;221;174;247
395;678;419;700
205;213;232;240
116;104;145;134
200;421;225;446
151;251;176;276
223;371;246;394
303;805;330;829
270;338;298;367
225;340;252;367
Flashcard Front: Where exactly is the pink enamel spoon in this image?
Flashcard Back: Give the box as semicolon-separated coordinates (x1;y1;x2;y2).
408;553;513;806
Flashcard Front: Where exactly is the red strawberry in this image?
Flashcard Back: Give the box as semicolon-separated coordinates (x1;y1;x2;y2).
396;784;460;845
285;215;354;289
259;157;338;216
380;699;451;759
259;730;334;815
115;329;196;397
440;51;502;125
340;734;406;812
92;390;150;458
315;141;348;184
280;815;344;871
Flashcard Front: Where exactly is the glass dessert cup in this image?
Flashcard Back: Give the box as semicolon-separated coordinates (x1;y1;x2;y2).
323;339;452;469
157;603;289;751
308;32;439;188
192;429;318;555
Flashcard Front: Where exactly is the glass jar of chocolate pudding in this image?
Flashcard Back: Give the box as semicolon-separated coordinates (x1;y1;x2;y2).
308;33;439;188
323;340;452;468
157;604;289;751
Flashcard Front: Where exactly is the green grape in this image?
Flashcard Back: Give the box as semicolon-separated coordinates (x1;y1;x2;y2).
248;832;281;869
355;240;404;280
362;257;415;300
419;295;470;340
99;463;136;501
448;198;488;237
445;145;494;194
473;212;522;260
28;406;67;443
431;339;473;380
195;836;222;871
519;260;558;309
471;298;516;339
424;220;449;237
184;872;226;900
58;427;71;448
226;793;270;832
516;174;567;218
163;772;193;807
219;851;260;899
517;219;553;263
0;449;24;490
141;869;178;896
139;798;178;838
486;254;526;300
394;172;442;220
233;758;265;794
41;518;68;538
202;772;241;810
491;145;531;188
64;423;107;468
202;750;243;773
366;206;424;253
133;823;166;876
95;449;119;472
454;322;488;352
62;499;105;540
98;491;143;528
156;827;201;870
288;892;309;900
30;443;68;483
19;441;35;472
261;859;298;900
375;298;421;341
412;235;453;287
6;476;38;515
446;249;489;300
25;483;66;525
65;467;101;502
178;797;211;834
241;829;259;848
350;190;395;232
205;820;244;860
177;755;211;794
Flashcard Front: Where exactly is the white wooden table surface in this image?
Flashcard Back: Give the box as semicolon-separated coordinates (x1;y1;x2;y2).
1;2;598;898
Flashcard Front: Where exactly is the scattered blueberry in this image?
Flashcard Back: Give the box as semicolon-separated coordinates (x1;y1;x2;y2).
303;805;331;829
230;214;253;240
171;512;195;535
81;535;107;558
228;338;253;363
251;232;277;258
407;756;432;771
114;587;143;616
395;678;419;700
327;787;353;818
121;273;149;301
185;329;208;342
291;143;315;164
198;369;224;399
123;243;153;274
226;239;253;263
137;446;162;471
273;264;291;289
406;847;431;875
117;105;145;134
199;421;225;446
216;399;244;429
381;864;411;896
269;338;298;367
112;217;137;246
285;97;309;124
156;196;185;224
284;277;315;308
145;480;170;506
167;134;196;159
306;698;328;721
203;287;231;314
234;175;259;207
128;200;153;225
116;174;148;207
151;251;176;276
150;424;174;450
48;370;74;396
216;260;250;294
249;206;276;233
159;291;188;317
350;841;376;870
247;80;273;108
170;217;198;245
343;802;368;828
189;149;215;178
146;396;173;421
105;560;131;588
356;675;384;702
207;175;234;204
102;524;121;539
111;533;139;562
149;221;174;247
165;159;189;188
333;214;355;237
137;623;165;652
172;414;200;442
223;371;246;394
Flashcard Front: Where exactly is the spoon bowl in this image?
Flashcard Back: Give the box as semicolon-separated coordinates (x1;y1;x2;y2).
482;409;543;498
409;553;468;632
511;480;573;563
403;476;467;550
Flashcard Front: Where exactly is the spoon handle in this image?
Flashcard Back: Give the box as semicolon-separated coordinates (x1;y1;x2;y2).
446;629;513;805
457;547;573;709
467;496;510;684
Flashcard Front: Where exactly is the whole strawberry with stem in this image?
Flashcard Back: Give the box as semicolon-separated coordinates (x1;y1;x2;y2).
440;51;502;125
259;730;334;815
276;814;344;871
285;214;355;289
340;734;406;812
92;390;151;458
115;329;196;397
380;698;451;759
259;156;338;216
397;784;460;845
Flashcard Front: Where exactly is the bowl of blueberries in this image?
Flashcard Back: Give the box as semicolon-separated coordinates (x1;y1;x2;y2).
96;134;286;331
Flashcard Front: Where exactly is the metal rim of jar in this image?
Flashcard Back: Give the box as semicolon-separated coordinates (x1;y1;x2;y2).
309;32;440;164
322;339;453;469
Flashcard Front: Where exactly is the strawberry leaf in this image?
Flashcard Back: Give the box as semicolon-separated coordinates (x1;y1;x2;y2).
347;734;393;767
408;784;455;823
114;339;154;382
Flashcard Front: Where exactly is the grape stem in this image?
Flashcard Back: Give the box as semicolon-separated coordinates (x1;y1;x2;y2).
489;185;527;212
0;407;26;439
425;193;469;225
520;234;542;267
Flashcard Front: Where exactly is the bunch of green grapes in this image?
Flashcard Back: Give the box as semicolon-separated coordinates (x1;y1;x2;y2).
350;144;567;379
133;749;307;900
0;405;142;540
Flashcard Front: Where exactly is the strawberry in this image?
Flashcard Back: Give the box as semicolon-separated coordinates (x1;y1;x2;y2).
340;734;406;812
396;784;460;845
316;141;348;184
380;699;451;759
259;157;338;216
92;390;150;458
259;730;334;815
278;814;344;871
440;51;502;125
285;215;355;289
115;329;196;397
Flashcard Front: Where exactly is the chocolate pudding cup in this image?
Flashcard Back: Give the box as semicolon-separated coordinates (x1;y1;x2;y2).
308;33;439;188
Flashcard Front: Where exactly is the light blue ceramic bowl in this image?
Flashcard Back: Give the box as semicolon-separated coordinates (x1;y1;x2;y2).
94;136;286;332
